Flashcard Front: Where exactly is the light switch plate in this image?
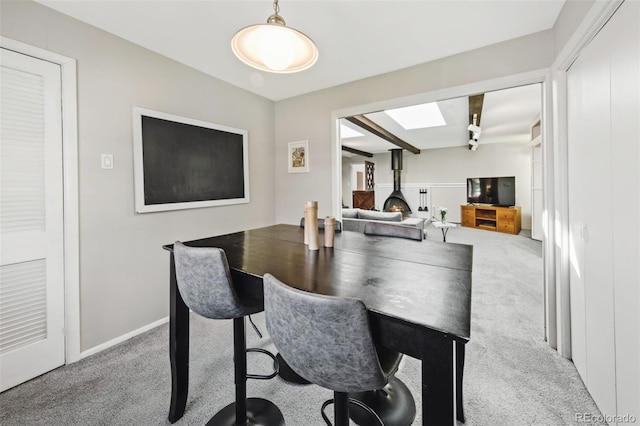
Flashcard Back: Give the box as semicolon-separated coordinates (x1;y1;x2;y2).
101;154;114;170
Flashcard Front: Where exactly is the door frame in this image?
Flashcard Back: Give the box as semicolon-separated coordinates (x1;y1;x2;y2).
330;0;625;362
1;36;81;363
331;68;555;344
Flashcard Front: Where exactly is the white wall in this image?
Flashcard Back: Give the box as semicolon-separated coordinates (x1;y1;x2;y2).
370;143;532;229
341;157;353;207
0;0;599;362
274;30;553;225
0;1;276;351
553;0;596;55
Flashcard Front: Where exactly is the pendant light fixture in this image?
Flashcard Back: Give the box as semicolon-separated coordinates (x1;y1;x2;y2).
231;0;318;73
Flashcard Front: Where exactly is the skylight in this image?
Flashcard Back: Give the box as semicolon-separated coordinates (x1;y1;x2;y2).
385;102;446;130
340;124;364;138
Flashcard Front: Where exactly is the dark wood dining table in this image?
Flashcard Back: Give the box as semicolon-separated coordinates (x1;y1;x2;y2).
164;224;473;425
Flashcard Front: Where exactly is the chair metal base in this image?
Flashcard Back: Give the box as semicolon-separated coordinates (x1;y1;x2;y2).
347;376;416;426
205;398;285;426
275;353;311;385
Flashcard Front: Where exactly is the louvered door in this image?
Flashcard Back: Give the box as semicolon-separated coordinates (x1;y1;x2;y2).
0;48;65;391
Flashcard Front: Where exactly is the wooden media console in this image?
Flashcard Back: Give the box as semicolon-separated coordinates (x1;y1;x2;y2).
461;205;521;235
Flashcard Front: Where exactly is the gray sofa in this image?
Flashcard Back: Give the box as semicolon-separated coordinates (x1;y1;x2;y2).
341;208;426;235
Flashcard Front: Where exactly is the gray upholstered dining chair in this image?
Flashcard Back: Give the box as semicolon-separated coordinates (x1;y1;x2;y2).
173;242;284;426
263;273;416;426
363;221;423;241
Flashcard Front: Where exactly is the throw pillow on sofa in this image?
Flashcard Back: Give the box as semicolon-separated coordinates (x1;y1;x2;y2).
341;208;359;218
357;210;402;222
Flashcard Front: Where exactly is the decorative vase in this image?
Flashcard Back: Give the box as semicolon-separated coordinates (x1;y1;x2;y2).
324;216;336;248
304;201;319;250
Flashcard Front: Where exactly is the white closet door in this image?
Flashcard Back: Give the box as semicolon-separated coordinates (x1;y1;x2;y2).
567;0;639;421
0;48;65;391
567;47;591;383
569;19;617;418
609;1;639;420
580;28;616;417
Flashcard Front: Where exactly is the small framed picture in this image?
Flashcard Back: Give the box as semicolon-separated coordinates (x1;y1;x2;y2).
288;140;309;173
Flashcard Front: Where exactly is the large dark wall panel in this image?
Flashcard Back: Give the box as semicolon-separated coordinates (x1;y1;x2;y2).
133;108;249;213
141;116;245;204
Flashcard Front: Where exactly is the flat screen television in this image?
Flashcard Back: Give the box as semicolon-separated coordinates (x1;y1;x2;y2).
467;176;516;207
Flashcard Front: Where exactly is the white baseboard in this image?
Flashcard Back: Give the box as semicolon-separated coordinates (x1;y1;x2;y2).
78;316;169;360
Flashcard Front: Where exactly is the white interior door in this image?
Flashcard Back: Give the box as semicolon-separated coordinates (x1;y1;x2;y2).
531;141;543;241
566;1;639;421
568;21;617;417
567;61;588;379
609;2;640;419
0;48;65;392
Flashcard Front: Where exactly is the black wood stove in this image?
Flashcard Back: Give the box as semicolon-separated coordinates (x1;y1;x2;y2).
383;149;412;216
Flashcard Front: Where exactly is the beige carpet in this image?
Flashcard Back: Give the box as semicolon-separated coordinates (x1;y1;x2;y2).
0;224;604;425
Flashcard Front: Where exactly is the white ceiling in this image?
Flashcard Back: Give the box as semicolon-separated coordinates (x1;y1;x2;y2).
341;83;542;156
35;0;565;101
35;1;552;155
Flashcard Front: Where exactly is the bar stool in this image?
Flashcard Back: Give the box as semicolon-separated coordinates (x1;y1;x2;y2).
263;273;415;426
173;242;285;426
280;217;343;385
